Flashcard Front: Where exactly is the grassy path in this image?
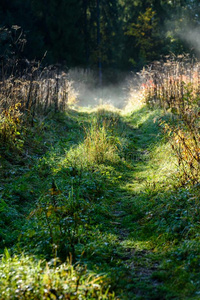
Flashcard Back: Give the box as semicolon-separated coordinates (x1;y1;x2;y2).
97;107;170;299
0;105;200;299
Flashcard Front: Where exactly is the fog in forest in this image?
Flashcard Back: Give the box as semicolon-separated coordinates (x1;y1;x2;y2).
179;26;200;56
69;69;135;108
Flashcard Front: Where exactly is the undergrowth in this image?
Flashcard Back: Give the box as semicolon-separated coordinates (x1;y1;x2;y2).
0;73;200;299
0;249;114;300
139;55;200;185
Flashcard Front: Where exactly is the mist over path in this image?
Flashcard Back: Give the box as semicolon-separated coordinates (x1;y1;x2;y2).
69;69;134;108
77;84;129;108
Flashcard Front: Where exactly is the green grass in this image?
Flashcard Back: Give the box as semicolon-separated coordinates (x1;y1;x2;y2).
0;105;200;299
0;249;115;300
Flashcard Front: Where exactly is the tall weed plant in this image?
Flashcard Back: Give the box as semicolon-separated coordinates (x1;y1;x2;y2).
66;117;121;169
83;118;121;165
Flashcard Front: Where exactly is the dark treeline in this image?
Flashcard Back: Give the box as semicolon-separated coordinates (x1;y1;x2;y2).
0;0;200;73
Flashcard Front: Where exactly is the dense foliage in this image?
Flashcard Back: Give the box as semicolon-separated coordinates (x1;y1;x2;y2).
1;0;200;70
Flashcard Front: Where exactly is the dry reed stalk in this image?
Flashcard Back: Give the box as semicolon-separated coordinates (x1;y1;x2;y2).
141;55;200;184
0;67;76;119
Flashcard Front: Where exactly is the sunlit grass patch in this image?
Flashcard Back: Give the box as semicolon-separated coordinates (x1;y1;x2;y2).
141;142;177;187
84;119;121;165
123;86;145;114
120;239;152;251
64;117;121;168
92;103;121;113
0;250;115;300
137;57;200;185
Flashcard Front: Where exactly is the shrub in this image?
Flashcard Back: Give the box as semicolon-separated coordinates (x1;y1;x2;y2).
0;103;24;152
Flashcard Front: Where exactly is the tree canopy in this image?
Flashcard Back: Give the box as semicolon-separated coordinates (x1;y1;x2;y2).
0;0;200;71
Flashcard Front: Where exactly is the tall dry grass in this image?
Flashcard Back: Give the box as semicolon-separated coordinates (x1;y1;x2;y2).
138;55;200;184
0;67;76;116
139;55;200;110
0;26;76;116
0;62;77;151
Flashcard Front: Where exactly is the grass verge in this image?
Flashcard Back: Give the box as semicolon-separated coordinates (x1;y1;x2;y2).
0;104;199;299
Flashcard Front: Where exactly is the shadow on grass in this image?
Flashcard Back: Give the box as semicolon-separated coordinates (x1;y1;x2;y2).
2;105;194;299
24;106;173;297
